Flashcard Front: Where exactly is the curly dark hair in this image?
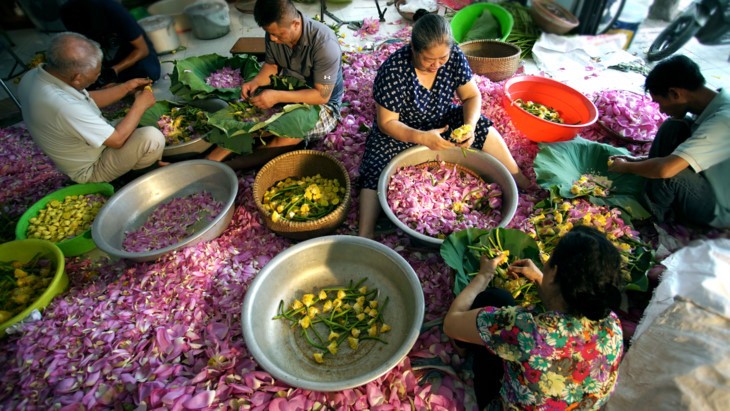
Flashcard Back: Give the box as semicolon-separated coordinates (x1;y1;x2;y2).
547;225;623;321
645;54;705;97
253;0;298;28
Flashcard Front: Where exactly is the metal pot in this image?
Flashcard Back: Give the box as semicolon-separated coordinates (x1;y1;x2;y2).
184;1;231;40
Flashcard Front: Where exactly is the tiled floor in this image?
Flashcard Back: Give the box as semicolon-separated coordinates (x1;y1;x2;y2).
1;0;729;114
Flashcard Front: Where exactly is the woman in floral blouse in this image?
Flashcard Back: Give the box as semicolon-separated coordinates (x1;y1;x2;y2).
444;226;624;410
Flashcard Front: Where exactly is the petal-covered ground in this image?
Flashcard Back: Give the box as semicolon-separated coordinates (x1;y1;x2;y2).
1;39;728;410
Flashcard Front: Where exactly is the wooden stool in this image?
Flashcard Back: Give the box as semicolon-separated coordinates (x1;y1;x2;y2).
230;37;266;60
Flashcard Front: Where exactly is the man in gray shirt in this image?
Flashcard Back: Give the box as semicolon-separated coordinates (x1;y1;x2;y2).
609;55;730;228
208;0;344;168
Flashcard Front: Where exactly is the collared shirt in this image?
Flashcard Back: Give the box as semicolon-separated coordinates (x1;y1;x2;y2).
264;13;343;113
673;88;730;227
17;66;115;182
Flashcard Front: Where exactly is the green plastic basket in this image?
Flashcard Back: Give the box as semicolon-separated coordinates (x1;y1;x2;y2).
15;183;115;257
0;239;67;337
451;3;514;43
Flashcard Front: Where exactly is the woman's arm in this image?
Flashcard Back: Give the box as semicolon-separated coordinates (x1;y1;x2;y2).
376;103;454;151
443;254;506;344
456;79;482;129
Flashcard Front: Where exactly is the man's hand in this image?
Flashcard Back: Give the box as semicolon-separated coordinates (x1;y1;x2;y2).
133;85;156;110
125;78;153;94
607;155;639;173
421;126;454;151
240;81;260;100
249;89;278;110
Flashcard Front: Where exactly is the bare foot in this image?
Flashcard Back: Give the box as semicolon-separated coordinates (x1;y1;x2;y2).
158;160;170;167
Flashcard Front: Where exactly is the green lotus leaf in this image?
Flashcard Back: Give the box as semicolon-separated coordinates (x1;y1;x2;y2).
534;137;650;220
169;53;260;101
441;228;541;296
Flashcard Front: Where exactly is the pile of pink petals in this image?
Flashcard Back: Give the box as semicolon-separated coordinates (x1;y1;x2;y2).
0;29;696;410
0;126;69;229
593;89;667;142
123;191;223;253
156;114;205;144
355;17;380;37
387;162;503;238
206;67;244;89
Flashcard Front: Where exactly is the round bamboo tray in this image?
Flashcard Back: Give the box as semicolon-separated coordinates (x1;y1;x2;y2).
253;150;351;240
459;40;521;82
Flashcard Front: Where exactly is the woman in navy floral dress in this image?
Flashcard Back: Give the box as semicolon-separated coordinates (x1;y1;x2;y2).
357;12;530;238
444;226;624;410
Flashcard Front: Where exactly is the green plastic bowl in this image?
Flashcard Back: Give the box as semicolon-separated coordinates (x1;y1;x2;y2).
129;6;150;21
15;183;115;257
0;239;67;337
451;3;514;43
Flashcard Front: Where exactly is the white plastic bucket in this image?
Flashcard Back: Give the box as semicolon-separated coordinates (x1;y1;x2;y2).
139;15;180;54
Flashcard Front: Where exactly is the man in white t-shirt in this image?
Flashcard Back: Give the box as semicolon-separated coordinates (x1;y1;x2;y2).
609;55;730;228
18;32;164;183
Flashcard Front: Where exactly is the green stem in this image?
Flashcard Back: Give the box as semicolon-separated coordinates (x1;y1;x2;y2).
302;328;328;350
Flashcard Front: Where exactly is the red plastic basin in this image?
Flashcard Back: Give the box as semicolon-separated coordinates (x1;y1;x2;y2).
503;75;598;143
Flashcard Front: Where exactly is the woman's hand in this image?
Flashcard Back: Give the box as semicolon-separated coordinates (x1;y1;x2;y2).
509;259;543;284
478;252;507;283
420;126;453;150
454;123;476;148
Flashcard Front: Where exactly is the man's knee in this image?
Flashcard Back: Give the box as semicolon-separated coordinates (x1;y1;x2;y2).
133;126;165;155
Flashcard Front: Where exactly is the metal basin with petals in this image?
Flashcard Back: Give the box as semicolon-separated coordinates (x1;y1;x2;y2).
378;146;518;248
241;235;425;391
92;160;237;262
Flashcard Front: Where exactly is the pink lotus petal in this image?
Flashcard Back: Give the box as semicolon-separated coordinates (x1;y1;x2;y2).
183;390;215;409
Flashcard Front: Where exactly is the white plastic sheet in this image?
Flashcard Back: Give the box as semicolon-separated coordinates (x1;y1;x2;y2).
605;239;730;411
634;238;730;340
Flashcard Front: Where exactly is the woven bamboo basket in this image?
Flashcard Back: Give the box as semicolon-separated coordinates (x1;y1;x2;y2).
253;150;351;240
459;40;521;82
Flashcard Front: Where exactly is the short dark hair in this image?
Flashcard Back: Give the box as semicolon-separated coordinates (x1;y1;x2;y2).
645;55;706;97
548;225;623;321
254;0;298;27
411;13;454;54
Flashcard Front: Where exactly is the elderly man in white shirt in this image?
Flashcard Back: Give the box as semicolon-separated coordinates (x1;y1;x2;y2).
18;32;164;183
